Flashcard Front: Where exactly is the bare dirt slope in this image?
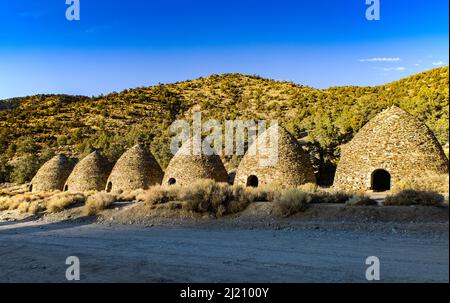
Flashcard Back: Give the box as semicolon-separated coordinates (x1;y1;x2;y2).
0;218;448;283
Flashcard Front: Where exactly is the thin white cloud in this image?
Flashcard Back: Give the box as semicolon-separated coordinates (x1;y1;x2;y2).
359;57;401;62
432;61;445;66
382;67;406;71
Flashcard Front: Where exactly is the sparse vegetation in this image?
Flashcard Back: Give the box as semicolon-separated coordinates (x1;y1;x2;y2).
274;189;311;217
0;190;86;214
245;186;276;202
0;184;28;197
117;189;144;202
179;180;254;217
135;180;255;217
297;182;318;193
84;192;117;215
384;190;445;206
10;155;42;184
0;191;54;212
27;201;42;214
46;192;86;213
0;179;447;224
136;186;179;204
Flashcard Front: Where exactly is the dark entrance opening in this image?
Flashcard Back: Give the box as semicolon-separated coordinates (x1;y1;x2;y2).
371;169;391;192
106;182;112;192
228;172;236;185
246;175;259;187
29;184;33;192
64;185;69;192
168;178;176;186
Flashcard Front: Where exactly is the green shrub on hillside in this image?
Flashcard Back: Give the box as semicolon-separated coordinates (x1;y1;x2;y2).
10;155;42;184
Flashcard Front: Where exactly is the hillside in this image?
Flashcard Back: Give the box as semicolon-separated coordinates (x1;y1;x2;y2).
0;67;448;185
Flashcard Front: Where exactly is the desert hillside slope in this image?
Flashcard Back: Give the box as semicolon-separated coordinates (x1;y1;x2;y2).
0;67;448;185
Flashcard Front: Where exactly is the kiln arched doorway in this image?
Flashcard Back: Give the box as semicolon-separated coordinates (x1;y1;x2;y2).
106;181;113;192
246;175;259;188
371;169;391;192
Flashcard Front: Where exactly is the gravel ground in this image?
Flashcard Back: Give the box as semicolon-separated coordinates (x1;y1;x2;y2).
0;217;448;283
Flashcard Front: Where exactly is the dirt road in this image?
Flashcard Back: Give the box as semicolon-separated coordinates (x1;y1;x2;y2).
0;220;448;282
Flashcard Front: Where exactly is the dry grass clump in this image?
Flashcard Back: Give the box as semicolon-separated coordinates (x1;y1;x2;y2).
0;191;54;212
84;192;117;215
12;200;45;215
245;186;276;202
310;190;352;204
0;195;19;211
297;183;318;193
17;201;30;213
226;186;256;214
0;188;136;216
117;189;143;202
0;189;117;216
46;192;86;213
27;201;43;214
384;190;444;206
345;195;378;206
134;180;254;217
392;173;449;193
180;179;254;217
274;189;311;217
137;186;179;204
0;184;28;197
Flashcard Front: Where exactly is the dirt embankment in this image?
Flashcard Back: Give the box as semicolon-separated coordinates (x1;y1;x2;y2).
2;200;446;235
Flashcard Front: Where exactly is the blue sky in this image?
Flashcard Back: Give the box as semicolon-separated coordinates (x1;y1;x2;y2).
0;0;448;99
